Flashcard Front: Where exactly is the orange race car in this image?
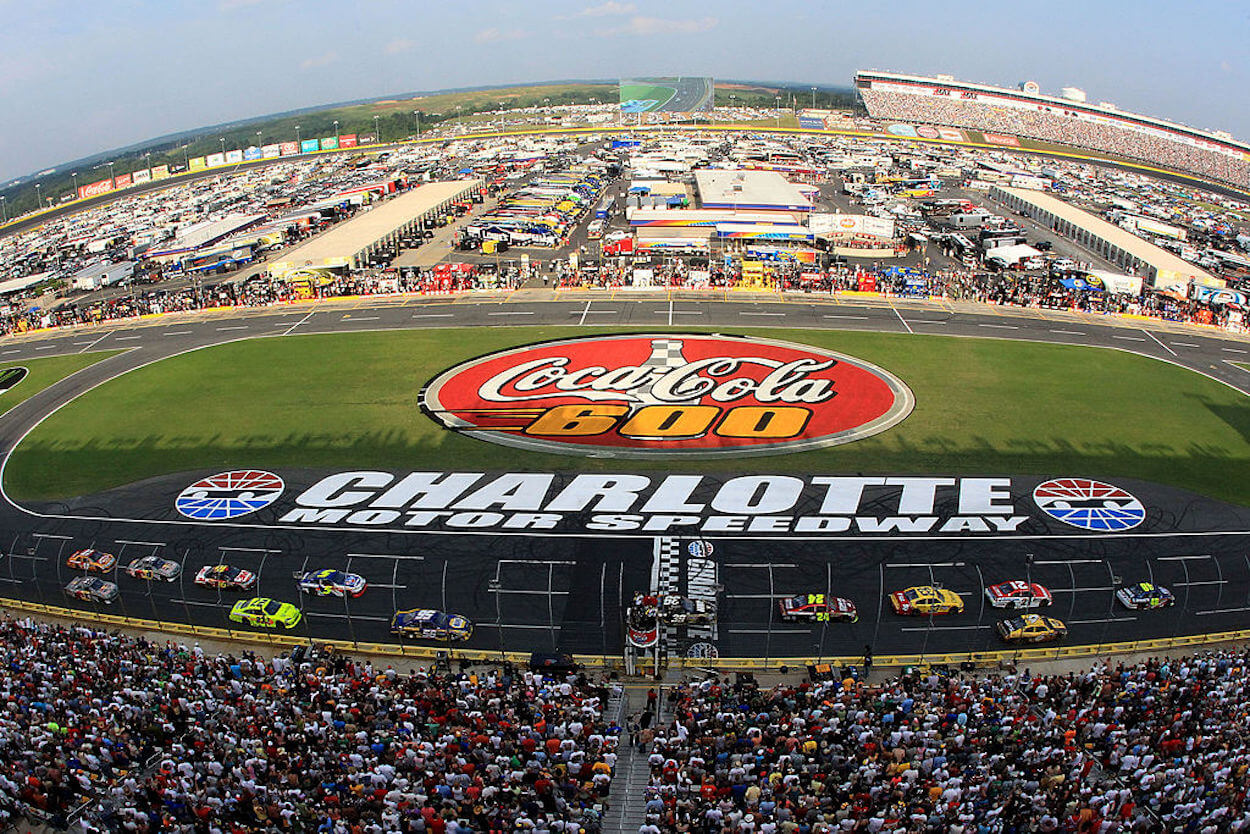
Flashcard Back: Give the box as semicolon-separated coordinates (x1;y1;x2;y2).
66;549;117;573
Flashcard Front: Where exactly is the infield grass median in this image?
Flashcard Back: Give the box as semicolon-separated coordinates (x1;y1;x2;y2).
6;329;1249;505
0;351;122;418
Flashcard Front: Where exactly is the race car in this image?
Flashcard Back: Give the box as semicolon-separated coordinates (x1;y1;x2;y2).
390;609;473;641
985;580;1053;609
778;593;859;623
64;576;119;604
1116;582;1175;610
229;597;302;629
626;594;660;649
66;548;116;573
890;586;965;616
125;555;182;582
997;614;1067;644
658;595;717;626
194;564;257;591
296;569;367;598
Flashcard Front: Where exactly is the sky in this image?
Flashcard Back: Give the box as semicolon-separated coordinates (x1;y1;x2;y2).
0;0;1247;182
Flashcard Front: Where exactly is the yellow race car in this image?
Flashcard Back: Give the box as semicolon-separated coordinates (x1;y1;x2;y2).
890;585;964;615
997;614;1067;644
229;597;302;629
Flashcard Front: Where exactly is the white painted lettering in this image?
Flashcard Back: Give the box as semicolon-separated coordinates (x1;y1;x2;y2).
296;472;392;508
543;474;652;512
711;476;804;514
958;478;1015;515
454;474;554;511
812;477;886;514
373;472;483;509
886;478;956;514
854;516;940;533
640;475;706;513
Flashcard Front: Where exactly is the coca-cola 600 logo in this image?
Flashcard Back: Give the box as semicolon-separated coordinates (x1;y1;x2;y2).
421;334;913;458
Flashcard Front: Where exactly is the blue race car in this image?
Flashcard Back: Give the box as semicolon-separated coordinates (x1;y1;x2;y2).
1115;582;1174;610
390;609;473;642
296;569;367;598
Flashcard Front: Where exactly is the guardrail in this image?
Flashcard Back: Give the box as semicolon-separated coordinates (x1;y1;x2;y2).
5;595;1248;673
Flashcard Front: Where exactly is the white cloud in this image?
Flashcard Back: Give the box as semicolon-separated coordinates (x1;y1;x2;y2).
570;1;635;17
299;50;338;70
385;38;415;55
597;15;717;36
474;27;527;44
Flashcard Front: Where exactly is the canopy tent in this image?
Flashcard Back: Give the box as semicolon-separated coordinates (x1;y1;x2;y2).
984;243;1042;266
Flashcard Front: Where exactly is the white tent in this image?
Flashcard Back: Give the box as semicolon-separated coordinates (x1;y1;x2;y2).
0;272;51;296
984;243;1041;266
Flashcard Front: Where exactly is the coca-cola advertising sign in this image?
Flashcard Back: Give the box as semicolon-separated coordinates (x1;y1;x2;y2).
422;334;913;458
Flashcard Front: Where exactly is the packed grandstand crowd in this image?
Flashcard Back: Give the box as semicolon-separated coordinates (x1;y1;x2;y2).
640;652;1250;832
1;256;1241;337
857;89;1250;191
4;614;1250;833
0;617;620;832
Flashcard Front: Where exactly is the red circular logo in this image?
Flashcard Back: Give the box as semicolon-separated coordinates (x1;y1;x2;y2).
421;334;913;458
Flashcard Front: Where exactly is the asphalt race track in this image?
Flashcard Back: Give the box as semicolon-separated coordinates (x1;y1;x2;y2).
1;290;1249;662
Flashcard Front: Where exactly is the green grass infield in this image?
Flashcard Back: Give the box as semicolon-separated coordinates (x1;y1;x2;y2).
0;351;121;419
5;329;1249;504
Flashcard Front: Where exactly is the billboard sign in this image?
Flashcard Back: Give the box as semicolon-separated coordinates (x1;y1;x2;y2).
131;169;151;184
886;123;918;138
811;213;896;239
243;146;262;161
225;149;244;164
339;133;357;148
301;139;320;154
421;334;913;459
982;132;1020;147
78;179;114;199
358;133;377;145
280;141;299;156
189;156;207;171
320;136;339;151
113;173;133;188
262;143;281;159
151;164;170;180
206;152;225;167
619;77;714;113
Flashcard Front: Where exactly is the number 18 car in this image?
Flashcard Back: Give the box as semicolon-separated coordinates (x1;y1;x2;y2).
890;586;964;615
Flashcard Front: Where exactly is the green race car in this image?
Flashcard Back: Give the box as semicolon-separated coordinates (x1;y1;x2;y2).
229;597;302;629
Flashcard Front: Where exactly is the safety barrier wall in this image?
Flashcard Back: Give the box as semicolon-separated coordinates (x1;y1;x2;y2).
5;596;1247;673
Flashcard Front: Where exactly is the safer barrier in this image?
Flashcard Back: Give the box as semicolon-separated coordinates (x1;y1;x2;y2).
5;595;1248;673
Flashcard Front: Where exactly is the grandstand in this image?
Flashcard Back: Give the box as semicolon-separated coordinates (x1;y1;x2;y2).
855;70;1250;190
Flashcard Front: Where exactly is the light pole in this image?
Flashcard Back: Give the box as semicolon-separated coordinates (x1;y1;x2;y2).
333;120;339;143
34;183;41;210
256;130;263;150
0;196;6;223
143;153;151;179
373;114;380;144
71;171;78;197
107;162;115;186
811;86;817;109
218;137;226;159
413;111;420;139
295;125;301;147
182;144;189;169
775;95;781;128
456;105;462;127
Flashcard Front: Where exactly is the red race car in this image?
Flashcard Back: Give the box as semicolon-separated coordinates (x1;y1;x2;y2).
779;593;859;623
195;564;257;591
985;580;1053;610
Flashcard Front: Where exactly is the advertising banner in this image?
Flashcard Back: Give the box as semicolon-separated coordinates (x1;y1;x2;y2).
280;141;299;156
78;179;114;200
225;149;244;164
886;124;918;138
151;164;170;180
810;214;896;239
131;169;151;185
339;133;357;148
301;139;319;154
243;146;262;161
1193;285;1247;305
936;127;967;142
262;143;281;159
358;133;377;145
320;136;339;151
189;156;207;172
205;153;224;167
799;116;826;130
982;133;1020;147
113;173;133;189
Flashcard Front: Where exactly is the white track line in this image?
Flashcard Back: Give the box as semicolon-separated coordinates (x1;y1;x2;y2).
1141;329;1177;356
893;307;913;334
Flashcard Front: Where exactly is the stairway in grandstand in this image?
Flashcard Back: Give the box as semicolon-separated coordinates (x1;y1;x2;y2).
604;685;672;833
